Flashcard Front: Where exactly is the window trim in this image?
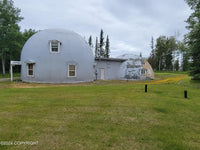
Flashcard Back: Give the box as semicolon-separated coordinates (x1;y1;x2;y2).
49;40;61;53
68;64;76;77
27;63;35;77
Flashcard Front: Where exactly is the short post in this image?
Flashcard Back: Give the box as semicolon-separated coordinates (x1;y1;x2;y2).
145;84;147;93
95;71;97;80
10;64;13;82
184;90;188;99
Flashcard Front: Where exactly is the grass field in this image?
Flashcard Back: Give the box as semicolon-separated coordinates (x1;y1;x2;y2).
0;73;20;79
0;72;200;150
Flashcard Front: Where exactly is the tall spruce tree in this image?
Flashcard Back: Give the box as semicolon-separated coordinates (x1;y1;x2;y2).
148;37;156;70
95;37;99;57
88;35;93;48
185;0;200;79
0;0;23;74
165;37;176;71
182;51;190;71
177;41;189;71
99;29;105;57
105;35;110;58
155;36;167;71
174;59;180;71
139;52;142;57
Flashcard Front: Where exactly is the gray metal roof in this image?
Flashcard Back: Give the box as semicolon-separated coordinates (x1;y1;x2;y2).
95;57;127;62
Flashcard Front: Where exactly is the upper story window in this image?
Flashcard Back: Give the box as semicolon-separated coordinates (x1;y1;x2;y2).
50;40;61;53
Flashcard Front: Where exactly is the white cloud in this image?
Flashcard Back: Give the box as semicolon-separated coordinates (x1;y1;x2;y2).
14;0;191;57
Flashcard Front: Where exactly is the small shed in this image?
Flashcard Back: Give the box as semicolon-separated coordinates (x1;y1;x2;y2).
95;57;126;80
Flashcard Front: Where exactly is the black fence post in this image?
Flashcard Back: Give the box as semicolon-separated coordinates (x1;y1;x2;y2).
145;84;147;93
95;71;97;80
184;90;188;99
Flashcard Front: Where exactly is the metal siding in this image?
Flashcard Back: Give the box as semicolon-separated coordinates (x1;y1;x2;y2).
95;61;122;80
21;29;95;83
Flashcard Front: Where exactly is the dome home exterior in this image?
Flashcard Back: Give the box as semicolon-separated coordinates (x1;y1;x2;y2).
20;29;95;83
10;28;154;83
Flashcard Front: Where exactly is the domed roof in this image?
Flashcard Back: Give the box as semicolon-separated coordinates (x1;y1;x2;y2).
21;28;93;59
117;53;141;60
118;53;154;80
20;29;94;83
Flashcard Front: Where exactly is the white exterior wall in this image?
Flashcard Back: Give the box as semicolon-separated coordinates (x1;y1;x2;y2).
95;57;154;80
95;61;122;80
21;29;95;83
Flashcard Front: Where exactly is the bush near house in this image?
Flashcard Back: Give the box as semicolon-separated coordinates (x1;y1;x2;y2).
0;72;200;150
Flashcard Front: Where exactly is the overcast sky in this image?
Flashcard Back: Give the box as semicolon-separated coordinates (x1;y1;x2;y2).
13;0;191;57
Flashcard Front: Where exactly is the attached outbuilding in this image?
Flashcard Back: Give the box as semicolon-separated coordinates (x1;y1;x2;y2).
95;57;126;80
95;54;154;80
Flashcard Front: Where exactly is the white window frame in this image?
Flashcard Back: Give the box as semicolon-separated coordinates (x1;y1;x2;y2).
68;64;76;77
27;63;34;77
50;40;61;53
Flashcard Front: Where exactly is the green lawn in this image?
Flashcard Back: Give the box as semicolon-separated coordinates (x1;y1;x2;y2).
0;72;200;150
0;73;20;79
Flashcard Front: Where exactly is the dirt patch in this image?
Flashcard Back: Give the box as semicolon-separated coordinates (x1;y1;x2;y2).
9;82;95;88
1;75;188;88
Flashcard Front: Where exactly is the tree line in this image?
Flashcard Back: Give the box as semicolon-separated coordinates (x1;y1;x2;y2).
148;0;200;80
148;36;189;72
88;29;110;58
0;0;36;75
0;0;111;75
1;0;200;80
184;0;200;80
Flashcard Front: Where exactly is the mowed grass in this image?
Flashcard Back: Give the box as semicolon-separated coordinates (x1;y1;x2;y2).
0;73;200;150
0;73;20;79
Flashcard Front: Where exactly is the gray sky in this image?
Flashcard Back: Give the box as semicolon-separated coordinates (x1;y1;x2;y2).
14;0;191;57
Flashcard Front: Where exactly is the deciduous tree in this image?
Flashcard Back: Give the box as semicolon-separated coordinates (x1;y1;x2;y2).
0;0;23;74
185;0;200;79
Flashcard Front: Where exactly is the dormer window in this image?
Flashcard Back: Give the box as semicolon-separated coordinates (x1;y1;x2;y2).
50;40;61;53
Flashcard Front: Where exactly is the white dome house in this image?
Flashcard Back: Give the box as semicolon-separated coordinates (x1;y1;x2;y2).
20;29;95;83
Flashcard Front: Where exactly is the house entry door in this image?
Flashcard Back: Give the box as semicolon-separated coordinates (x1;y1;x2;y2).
100;68;105;80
